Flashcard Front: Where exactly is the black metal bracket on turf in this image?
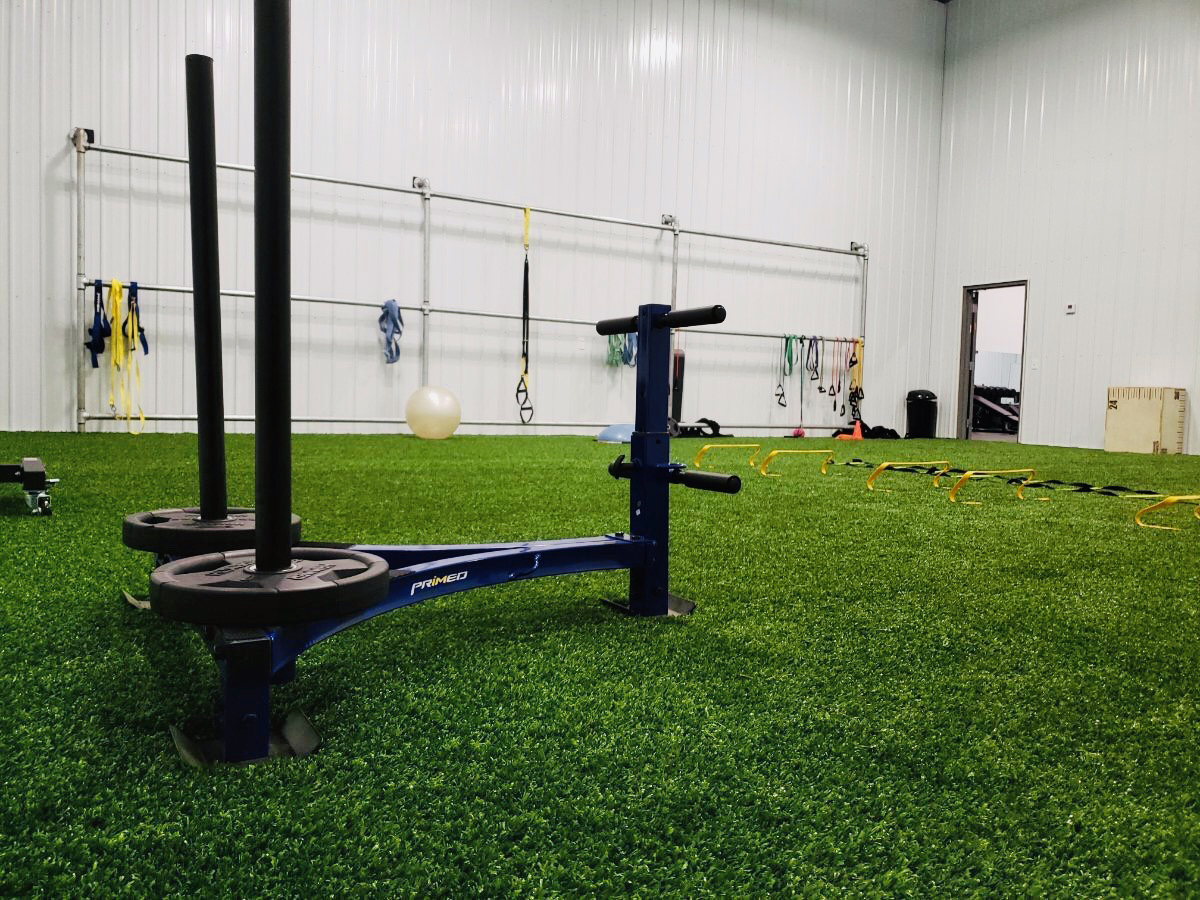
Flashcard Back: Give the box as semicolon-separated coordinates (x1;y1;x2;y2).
1;458;57;515
126;2;739;766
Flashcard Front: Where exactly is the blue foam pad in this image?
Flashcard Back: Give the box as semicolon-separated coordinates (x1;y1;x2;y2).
596;423;634;444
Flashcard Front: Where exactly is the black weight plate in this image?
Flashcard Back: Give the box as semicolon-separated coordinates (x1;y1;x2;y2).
150;546;390;626
122;507;301;555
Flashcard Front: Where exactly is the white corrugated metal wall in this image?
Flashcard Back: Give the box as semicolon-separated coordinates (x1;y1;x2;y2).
1;0;947;435
931;0;1200;448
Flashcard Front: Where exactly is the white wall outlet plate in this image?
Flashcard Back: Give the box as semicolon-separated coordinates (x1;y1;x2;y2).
1065;303;1076;315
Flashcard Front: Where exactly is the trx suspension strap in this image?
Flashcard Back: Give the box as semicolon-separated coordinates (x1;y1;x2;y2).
119;281;148;433
125;282;149;355
378;299;404;364
797;334;807;421
828;338;840;410
775;335;799;407
839;338;854;416
805;336;820;388
848;339;864;419
84;279;111;367
816;338;827;393
515;208;534;423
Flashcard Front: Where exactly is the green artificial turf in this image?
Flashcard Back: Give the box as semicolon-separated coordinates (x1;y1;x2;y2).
1;432;1199;895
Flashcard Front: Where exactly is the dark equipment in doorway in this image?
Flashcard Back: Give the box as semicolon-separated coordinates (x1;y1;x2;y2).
972;386;1020;434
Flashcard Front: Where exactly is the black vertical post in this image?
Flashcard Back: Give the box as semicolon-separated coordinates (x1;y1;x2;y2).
627;304;672;616
254;0;293;572
669;349;685;422
185;54;229;522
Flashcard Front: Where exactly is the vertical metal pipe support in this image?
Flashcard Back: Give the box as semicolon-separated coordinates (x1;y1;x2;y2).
72;128;91;433
413;176;432;386
253;0;293;572
663;214;680;416
852;241;869;343
664;214;679;311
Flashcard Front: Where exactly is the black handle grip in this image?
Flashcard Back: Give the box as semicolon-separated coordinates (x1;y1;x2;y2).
673;469;742;494
655;305;726;330
608;454;635;479
596;315;638;336
596;305;728;336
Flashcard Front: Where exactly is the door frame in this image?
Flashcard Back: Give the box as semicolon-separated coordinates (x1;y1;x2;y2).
958;280;1029;441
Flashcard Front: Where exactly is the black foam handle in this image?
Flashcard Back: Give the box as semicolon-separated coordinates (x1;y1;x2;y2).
674;469;742;494
655;305;726;330
595;315;638;336
596;304;727;336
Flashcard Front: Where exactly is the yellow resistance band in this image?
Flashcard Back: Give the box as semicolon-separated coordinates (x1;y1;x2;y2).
107;280;126;416
106;279;145;434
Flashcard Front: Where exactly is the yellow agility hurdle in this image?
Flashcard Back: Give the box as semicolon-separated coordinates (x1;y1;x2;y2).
947;468;1049;504
864;460;952;492
692;443;762;469
757;449;835;478
1134;494;1200;531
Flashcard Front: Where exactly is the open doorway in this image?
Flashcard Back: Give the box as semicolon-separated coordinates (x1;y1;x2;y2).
958;281;1028;441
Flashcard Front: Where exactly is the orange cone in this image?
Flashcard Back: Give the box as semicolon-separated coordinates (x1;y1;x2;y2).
836;420;864;441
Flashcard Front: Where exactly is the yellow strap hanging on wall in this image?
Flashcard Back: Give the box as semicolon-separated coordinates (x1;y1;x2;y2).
523;207;531;252
104;279;145;434
107;280;126;416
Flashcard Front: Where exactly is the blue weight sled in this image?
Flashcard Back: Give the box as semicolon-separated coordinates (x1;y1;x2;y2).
127;8;738;765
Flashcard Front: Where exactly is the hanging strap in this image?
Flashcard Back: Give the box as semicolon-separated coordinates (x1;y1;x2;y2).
120;281;146;434
805;336;820;384
848;339;865;419
606;332;637;367
829;338;843;410
515;207;534;424
378;299;405;364
84;279;111;368
774;335;799;408
124;281;149;356
107;280;126;415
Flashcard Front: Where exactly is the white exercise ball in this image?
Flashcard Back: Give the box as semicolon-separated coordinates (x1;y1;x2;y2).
406;385;462;440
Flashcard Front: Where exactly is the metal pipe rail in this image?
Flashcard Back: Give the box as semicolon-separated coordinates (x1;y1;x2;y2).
72;130;869;434
81;411;845;431
78;279;860;344
83;141;869;258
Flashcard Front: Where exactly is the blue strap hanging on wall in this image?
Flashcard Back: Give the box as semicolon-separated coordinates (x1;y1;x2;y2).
378;299;404;363
84;279;111;368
